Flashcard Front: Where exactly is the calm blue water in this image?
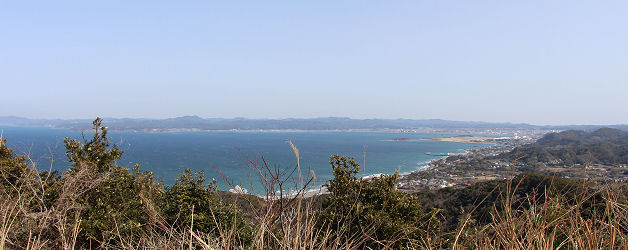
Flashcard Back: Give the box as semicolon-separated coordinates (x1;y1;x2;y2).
0;126;490;192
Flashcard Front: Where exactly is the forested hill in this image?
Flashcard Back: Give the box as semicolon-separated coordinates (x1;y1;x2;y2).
497;128;628;166
535;128;628;147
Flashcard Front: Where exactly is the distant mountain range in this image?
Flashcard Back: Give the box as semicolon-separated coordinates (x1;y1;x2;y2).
1;116;627;132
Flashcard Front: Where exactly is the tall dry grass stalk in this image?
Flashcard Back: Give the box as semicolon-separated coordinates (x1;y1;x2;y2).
212;141;370;249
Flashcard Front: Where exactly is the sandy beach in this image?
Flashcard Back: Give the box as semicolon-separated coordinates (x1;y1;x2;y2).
422;136;505;143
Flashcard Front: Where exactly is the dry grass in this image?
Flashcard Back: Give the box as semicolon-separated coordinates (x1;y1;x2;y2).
452;176;627;250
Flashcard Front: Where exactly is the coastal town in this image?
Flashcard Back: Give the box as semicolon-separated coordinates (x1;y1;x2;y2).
397;131;628;190
397;138;528;190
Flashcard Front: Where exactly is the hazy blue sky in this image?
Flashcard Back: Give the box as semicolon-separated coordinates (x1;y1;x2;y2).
1;1;627;125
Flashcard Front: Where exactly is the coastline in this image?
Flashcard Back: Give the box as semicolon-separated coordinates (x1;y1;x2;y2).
239;138;516;197
396;141;521;190
422;135;512;144
280;148;479;198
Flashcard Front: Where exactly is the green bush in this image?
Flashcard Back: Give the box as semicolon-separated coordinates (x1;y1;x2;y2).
320;155;438;248
62;118;161;247
0;138;31;189
162;168;254;245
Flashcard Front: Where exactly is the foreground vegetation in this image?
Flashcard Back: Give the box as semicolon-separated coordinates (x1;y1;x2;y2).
1;119;626;249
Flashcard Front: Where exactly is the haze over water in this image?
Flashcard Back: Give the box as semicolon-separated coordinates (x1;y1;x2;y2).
1;126;490;191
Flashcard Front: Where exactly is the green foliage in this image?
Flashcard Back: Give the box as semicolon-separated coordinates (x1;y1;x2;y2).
162;169;254;245
64;117;123;173
0;138;30;189
75;165;160;246
0;137;61;210
320;155;436;248
62;118;160;247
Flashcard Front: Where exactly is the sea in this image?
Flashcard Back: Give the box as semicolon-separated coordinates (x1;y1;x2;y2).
0;126;491;193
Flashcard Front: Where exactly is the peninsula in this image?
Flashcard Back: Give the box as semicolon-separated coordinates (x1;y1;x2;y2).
422;135;512;144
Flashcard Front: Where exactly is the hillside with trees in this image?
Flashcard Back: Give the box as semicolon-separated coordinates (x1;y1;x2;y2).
496;128;628;166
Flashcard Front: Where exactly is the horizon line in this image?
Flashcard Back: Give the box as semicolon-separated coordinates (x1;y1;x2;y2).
2;115;628;127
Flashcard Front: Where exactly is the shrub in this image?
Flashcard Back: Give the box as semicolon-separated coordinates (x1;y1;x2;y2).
161;169;254;246
62;118;161;247
0;138;31;189
320;155;438;249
